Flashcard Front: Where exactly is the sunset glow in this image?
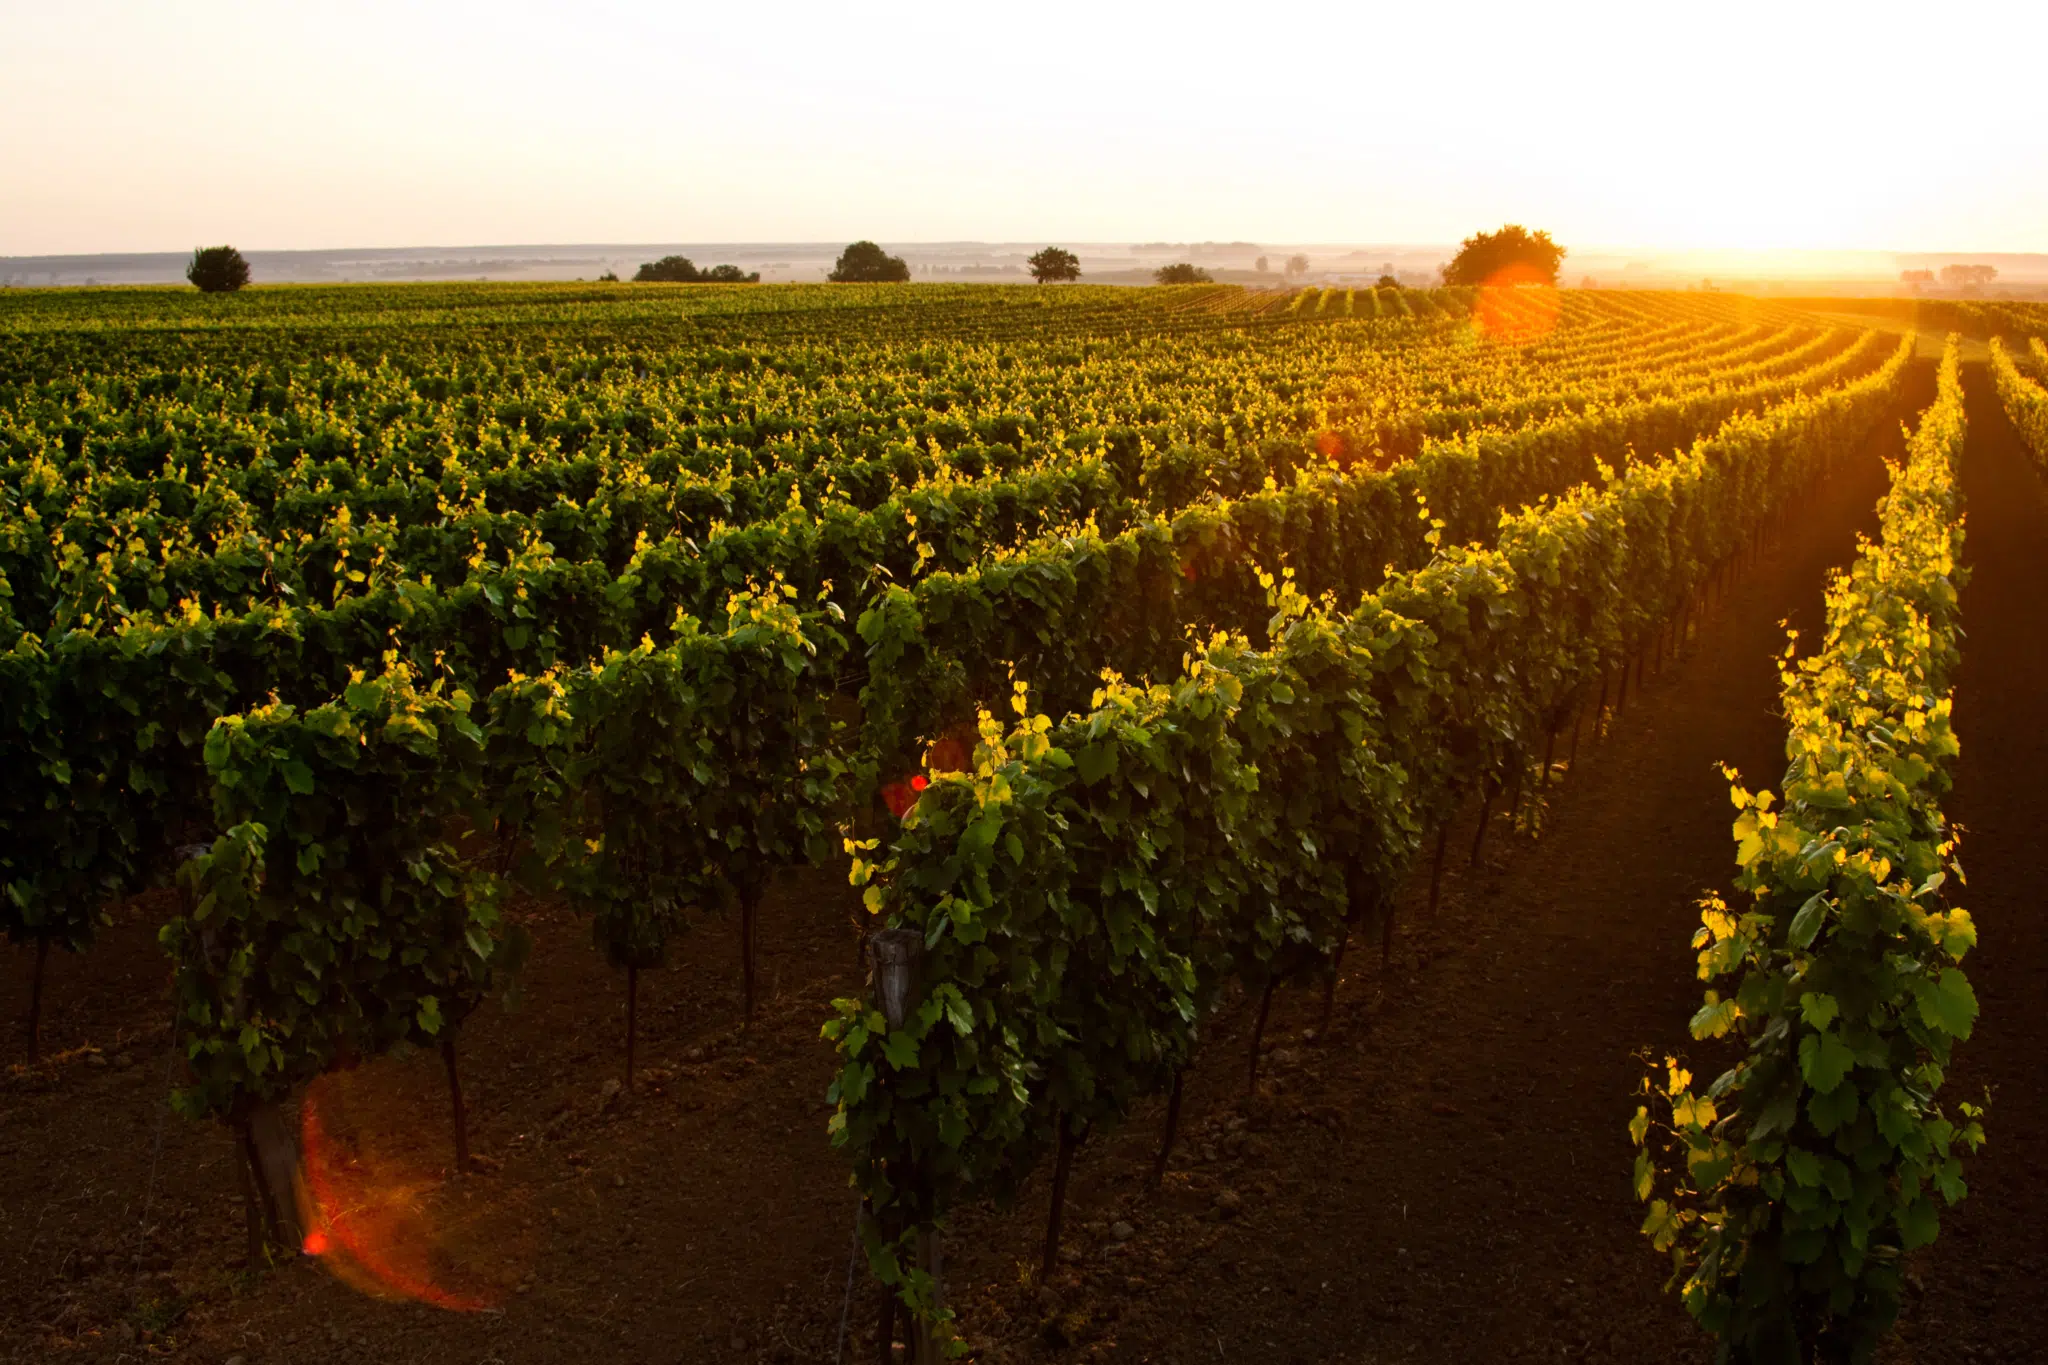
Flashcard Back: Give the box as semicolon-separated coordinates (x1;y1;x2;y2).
3;0;2043;256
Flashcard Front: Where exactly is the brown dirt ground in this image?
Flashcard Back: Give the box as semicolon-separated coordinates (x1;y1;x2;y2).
3;358;2041;1365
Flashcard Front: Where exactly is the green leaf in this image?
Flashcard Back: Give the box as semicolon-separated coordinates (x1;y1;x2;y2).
1913;968;1978;1040
1798;1028;1855;1094
1798;992;1839;1031
1897;1197;1940;1250
879;1031;919;1070
1787;892;1827;949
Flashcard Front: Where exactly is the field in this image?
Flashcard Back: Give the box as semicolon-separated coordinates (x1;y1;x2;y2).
3;282;2046;1364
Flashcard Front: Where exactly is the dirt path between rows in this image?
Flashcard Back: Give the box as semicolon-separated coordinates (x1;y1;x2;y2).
9;358;2039;1365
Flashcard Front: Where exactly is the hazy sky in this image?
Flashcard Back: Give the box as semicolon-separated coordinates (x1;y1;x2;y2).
5;0;2045;257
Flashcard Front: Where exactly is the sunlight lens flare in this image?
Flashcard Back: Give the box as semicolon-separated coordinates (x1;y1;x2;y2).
1471;264;1563;346
297;1064;533;1311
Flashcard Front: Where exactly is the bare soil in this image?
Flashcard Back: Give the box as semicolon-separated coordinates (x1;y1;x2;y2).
4;358;2041;1365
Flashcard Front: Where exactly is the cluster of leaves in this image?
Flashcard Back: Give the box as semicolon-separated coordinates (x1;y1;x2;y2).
1632;338;1979;1362
828;331;1916;1333
163;659;513;1119
492;584;848;972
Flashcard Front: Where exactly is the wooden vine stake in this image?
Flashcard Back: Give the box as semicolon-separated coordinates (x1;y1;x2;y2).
1041;1118;1080;1282
869;928;938;1363
1426;825;1450;920
441;1035;470;1172
1150;1068;1186;1192
1245;975;1278;1094
740;888;760;1025
25;936;49;1065
625;963;639;1090
1469;781;1496;867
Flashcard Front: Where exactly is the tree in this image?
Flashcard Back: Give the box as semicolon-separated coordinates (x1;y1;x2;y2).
635;255;698;281
1285;253;1310;279
1441;225;1565;287
634;256;758;283
829;241;911;283
1153;263;1212;285
1255;256;1270;273
1027;247;1081;284
1899;269;1934;285
186;246;250;293
1940;263;1997;288
1376;273;1399;289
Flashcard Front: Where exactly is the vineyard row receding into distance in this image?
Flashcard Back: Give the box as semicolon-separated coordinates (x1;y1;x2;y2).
4;282;2043;1360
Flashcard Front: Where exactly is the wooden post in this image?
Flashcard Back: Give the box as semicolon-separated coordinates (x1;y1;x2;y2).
441;1035;469;1172
1470;782;1496;867
1150;1068;1186;1191
237;1101;305;1260
625;963;638;1090
26;935;49;1065
868;928;929;1362
876;1281;897;1365
1041;1120;1080;1282
914;1229;944;1365
1427;825;1450;920
740;887;759;1025
1246;976;1278;1095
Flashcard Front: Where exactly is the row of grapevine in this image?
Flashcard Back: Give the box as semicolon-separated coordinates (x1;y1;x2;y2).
824;327;1915;1344
1988;335;2048;468
0;284;1905;1270
2;309;1898;1038
1632;339;1980;1360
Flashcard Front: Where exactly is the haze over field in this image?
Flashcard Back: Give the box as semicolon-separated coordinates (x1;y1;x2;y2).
4;0;2047;261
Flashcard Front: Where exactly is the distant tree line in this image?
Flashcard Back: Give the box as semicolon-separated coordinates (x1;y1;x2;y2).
634;256;759;283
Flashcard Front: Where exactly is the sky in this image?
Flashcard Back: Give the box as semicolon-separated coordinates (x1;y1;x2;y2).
5;0;2046;258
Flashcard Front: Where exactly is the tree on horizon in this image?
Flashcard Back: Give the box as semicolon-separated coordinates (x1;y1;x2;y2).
1442;225;1565;287
1154;263;1212;285
828;241;911;283
1028;247;1081;284
187;245;250;293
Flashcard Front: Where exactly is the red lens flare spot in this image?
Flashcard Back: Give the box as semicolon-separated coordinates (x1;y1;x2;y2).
297;1064;535;1312
909;775;929;792
924;733;973;774
881;778;917;818
1471;263;1562;346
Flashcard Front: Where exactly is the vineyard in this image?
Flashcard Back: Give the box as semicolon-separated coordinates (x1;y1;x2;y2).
2;282;2043;1364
